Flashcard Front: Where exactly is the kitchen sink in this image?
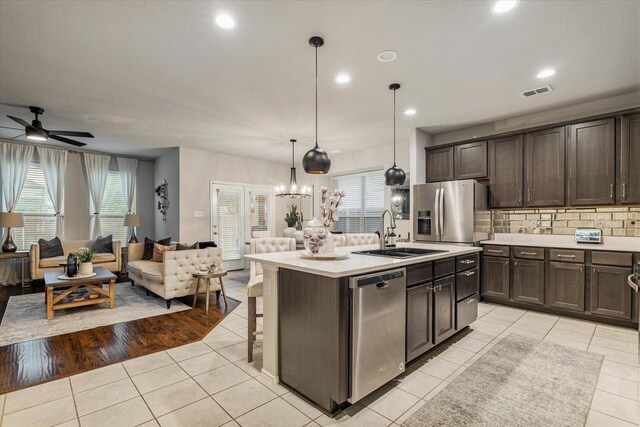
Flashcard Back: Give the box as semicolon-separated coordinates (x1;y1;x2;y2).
353;248;448;258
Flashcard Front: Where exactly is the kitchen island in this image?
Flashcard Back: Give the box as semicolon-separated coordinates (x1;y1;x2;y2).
245;242;482;413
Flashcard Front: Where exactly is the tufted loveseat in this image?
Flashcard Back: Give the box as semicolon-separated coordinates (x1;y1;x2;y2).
127;242;223;308
345;233;380;246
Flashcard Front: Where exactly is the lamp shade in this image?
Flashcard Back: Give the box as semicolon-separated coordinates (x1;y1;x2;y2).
0;212;24;228
123;213;141;227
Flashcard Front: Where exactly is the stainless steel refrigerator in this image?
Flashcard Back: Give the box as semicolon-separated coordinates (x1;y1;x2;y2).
413;180;489;244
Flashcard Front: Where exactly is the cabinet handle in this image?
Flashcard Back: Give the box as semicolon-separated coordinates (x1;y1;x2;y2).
463;270;476;277
487;250;504;254
520;252;537;256
514;261;518;266
466;298;476;304
610;184;614;199
461;260;475;265
580;268;583;272
504;260;509;265
622;183;627;200
527;188;531;203
519;189;522;204
557;254;576;258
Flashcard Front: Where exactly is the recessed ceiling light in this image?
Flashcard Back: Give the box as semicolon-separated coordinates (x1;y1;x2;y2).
536;68;556;78
214;14;236;29
493;0;517;13
404;109;417;116
329;149;342;154
377;50;398;62
335;74;351;84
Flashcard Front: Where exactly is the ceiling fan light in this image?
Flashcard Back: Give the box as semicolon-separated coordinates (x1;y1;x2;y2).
384;165;406;186
302;145;331;174
25;127;47;141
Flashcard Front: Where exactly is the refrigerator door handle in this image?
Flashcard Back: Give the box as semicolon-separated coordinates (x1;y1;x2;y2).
434;189;440;237
439;187;445;237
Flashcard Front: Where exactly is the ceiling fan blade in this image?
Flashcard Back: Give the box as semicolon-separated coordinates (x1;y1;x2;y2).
50;134;86;147
0;125;23;131
48;130;94;138
7;115;32;129
10;133;25;140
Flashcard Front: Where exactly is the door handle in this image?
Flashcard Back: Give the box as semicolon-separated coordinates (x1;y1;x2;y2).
376;281;389;289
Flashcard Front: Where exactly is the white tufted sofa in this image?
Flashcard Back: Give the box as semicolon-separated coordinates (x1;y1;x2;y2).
127;242;223;308
346;233;380;246
331;234;347;247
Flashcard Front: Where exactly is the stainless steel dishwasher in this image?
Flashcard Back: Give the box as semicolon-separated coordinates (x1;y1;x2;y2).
349;268;406;403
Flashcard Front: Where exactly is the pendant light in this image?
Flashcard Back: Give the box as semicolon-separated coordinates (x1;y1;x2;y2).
302;36;331;174
276;139;311;198
384;83;407;186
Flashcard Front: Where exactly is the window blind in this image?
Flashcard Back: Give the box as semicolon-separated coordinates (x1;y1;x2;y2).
217;190;242;261
334;170;384;234
90;170;136;242
13;163;59;249
249;192;269;232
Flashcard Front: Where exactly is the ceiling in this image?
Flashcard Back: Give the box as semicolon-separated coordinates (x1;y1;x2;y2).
1;1;638;163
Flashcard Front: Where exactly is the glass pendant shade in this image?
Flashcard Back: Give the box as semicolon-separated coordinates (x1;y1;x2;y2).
384;83;406;186
276;139;311;198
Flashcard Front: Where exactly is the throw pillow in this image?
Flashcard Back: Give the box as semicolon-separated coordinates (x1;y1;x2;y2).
199;240;217;249
93;234;113;253
143;237;171;260
176;242;199;251
38;236;64;259
152;242;176;262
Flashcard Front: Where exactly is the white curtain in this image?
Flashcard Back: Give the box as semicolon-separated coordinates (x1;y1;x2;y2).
0;142;34;286
84;153;110;239
117;157;137;241
37;147;68;239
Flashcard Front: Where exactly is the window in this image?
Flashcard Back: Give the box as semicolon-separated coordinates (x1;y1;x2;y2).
249;191;270;234
90;170;135;242
333;170;384;234
13;163;60;250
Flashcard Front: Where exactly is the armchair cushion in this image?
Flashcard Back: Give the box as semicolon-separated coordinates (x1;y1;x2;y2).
39;236;64;259
93;234;113;253
39;255;67;269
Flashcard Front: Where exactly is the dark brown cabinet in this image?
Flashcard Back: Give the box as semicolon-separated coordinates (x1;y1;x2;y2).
513;259;545;306
547;262;585;312
568;119;615;205
590;265;633;320
619;113;640;204
434;276;456;343
454;141;487;180
482;256;510;300
406;283;434;361
524;127;566;206
425;146;454;182
489;135;524;207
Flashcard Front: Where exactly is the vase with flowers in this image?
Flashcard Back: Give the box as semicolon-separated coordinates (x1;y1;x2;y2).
320;187;345;253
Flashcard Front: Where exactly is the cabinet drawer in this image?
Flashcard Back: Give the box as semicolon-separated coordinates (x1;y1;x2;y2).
456;268;478;301
406;262;433;287
434;258;456;279
592;251;632;267
549;249;585;263
456;253;479;272
483;245;510;258
456;294;478;330
514;246;545;260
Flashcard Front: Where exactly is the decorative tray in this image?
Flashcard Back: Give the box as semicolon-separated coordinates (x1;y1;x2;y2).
57;272;97;280
300;252;350;260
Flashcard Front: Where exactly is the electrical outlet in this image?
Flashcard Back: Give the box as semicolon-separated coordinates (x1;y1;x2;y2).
194;210;204;218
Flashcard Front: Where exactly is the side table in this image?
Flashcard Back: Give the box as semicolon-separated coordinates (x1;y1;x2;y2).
0;250;30;287
192;270;228;314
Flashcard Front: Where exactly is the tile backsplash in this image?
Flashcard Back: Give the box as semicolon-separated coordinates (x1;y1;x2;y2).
491;207;640;237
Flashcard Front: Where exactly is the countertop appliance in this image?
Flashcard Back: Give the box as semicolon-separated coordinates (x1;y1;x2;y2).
349;268;406;403
413;180;489;244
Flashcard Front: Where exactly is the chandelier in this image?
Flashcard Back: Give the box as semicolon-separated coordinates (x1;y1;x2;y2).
276;139;311;198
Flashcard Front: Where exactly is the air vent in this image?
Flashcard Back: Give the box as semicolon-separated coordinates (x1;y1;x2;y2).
520;85;553;98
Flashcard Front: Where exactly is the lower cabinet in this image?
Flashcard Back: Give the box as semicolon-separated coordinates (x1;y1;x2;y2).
406;283;434;362
434;276;456;344
512;259;545;306
546;262;585;312
590;266;633;320
482;256;510;300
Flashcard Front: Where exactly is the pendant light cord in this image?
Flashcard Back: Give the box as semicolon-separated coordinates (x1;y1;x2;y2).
315;44;319;148
393;87;397;166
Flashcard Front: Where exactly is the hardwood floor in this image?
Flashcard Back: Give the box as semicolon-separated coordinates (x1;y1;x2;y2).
0;281;239;395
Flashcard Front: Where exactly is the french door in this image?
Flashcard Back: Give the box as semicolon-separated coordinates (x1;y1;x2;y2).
212;183;246;270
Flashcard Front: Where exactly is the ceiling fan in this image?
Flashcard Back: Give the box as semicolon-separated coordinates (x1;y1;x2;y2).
2;106;94;147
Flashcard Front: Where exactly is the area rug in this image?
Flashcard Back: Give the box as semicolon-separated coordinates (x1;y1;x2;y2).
403;334;603;427
0;283;190;346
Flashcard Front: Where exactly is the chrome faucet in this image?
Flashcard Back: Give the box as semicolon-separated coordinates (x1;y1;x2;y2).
380;209;396;249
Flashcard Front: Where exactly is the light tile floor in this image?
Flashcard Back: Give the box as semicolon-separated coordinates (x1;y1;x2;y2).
1;272;638;427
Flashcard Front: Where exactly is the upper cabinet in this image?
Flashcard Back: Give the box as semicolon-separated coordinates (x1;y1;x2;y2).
619;113;640;204
568;118;615;205
489;135;524;208
524;127;566;206
425;146;454;182
454;141;487;180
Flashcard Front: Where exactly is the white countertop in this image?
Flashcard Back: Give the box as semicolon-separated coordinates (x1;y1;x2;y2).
245;242;482;278
482;233;640;252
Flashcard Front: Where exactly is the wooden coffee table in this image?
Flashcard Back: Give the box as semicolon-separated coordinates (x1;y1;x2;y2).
43;267;118;320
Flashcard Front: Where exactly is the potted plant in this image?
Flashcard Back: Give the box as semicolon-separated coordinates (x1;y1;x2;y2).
283;204;300;237
76;248;95;275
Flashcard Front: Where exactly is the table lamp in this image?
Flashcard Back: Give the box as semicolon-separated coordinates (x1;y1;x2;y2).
123;213;141;244
0;212;24;252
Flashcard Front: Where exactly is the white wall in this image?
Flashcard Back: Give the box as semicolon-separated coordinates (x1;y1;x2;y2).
431;91;640;146
154;148;180;241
